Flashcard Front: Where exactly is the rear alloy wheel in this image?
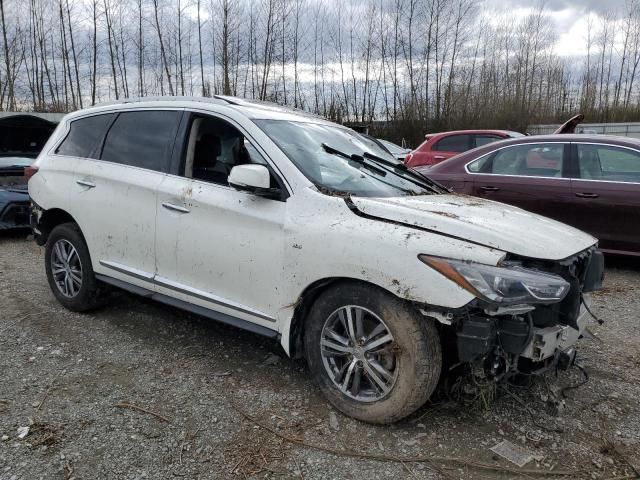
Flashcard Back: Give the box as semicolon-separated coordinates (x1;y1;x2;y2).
305;282;442;424
45;222;106;312
50;239;83;298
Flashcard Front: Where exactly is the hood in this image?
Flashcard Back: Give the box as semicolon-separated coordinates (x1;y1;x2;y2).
554;113;584;134
350;194;597;261
0;156;34;169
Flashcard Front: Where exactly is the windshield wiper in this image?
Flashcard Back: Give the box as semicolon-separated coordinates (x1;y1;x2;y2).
361;151;446;193
322;144;387;176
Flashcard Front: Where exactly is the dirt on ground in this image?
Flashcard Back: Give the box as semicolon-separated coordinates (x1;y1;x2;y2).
0;232;639;480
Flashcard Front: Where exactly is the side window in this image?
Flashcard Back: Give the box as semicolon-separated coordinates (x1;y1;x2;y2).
489;143;565;177
101;111;180;172
577;144;640;183
55;114;114;158
467;154;491;173
475;135;502;148
433;134;471;152
183;115;271;186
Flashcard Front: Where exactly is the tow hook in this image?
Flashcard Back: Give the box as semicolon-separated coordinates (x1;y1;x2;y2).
557;348;576;371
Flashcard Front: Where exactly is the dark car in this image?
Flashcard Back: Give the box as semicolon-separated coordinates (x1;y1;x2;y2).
0;114;58;231
0;156;33;230
416;134;640;256
0;185;29;230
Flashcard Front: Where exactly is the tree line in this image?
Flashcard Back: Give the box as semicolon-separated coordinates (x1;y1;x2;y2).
1;0;640;146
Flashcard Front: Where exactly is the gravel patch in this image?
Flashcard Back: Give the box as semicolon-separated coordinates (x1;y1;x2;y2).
1;233;639;479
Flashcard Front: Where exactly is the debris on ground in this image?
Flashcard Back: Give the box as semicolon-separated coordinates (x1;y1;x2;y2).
1;237;639;479
490;439;541;467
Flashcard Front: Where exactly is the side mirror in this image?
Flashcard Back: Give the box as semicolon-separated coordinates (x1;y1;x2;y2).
228;164;281;199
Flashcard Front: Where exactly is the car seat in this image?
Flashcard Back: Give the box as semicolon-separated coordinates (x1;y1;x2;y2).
192;134;230;184
579;149;601;179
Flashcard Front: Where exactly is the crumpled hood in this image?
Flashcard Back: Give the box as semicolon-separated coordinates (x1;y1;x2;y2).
351;194;597;261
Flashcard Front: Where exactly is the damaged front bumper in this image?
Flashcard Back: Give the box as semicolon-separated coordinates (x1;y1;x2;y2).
428;247;604;379
520;296;591;362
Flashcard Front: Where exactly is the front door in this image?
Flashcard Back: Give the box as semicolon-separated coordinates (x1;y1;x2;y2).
570;143;640;254
154;113;287;330
469;142;576;225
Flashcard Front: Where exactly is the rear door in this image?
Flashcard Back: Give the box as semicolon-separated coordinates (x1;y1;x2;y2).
570;143;640;254
429;134;472;164
467;142;576;224
473;134;505;148
58;109;182;289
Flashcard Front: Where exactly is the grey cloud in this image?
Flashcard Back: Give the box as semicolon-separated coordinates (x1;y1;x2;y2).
483;0;627;15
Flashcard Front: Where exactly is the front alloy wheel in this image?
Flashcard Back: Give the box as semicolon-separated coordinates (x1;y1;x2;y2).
304;282;442;424
320;306;398;402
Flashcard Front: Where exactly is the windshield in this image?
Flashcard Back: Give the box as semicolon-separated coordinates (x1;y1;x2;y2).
256;120;436;197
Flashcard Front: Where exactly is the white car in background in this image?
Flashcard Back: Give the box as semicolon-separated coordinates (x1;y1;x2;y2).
28;96;603;423
376;138;411;162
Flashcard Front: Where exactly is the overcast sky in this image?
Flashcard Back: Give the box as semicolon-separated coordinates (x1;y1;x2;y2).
484;0;628;56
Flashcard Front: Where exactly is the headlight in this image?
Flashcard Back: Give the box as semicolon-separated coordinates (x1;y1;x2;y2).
419;255;570;305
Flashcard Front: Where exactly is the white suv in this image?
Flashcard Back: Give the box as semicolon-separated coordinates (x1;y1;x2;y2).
29;97;604;423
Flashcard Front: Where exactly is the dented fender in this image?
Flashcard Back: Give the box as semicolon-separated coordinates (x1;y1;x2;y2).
276;188;506;355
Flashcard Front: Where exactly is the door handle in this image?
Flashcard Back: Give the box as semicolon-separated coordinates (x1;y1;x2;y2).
575;192;599;198
434;155;446;160
76;179;96;188
480;186;500;192
162;202;190;213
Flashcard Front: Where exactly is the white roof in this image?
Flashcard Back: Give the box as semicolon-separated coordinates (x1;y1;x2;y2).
66;95;335;126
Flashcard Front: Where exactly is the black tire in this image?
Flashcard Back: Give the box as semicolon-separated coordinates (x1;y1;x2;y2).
304;282;441;424
45;222;106;312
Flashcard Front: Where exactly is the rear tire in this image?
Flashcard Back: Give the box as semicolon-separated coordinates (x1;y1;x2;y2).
45;222;106;312
304;282;441;424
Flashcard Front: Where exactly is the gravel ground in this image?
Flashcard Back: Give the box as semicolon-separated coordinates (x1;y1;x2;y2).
0;232;639;480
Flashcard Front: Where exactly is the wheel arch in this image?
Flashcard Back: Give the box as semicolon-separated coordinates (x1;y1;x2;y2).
286;276;411;359
34;207;79;245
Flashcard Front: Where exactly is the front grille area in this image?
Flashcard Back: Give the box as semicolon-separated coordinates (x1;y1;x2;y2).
515;247;597;329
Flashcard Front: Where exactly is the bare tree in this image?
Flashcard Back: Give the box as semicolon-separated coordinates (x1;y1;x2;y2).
0;0;15;109
152;0;174;95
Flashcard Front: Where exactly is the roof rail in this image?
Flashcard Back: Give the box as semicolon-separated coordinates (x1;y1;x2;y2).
94;95;231;108
213;95;326;121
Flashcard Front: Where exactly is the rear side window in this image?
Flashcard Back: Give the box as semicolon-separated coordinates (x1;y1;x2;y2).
55;114;114;158
486;143;565;177
433;134;471;152
475;134;503;148
577;144;640;182
101;111;180;172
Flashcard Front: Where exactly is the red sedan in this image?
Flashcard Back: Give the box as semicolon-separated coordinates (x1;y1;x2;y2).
405;129;523;168
416;134;640;256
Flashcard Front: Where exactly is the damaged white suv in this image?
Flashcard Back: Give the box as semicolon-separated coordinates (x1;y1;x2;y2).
29;97;604;423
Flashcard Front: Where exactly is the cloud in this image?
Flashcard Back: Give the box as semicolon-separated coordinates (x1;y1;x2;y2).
483;0;627;15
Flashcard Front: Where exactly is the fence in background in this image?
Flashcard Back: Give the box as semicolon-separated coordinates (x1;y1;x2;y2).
527;122;640;139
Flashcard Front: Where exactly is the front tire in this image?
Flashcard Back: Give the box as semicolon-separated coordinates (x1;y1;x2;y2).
45;222;105;312
304;282;441;424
